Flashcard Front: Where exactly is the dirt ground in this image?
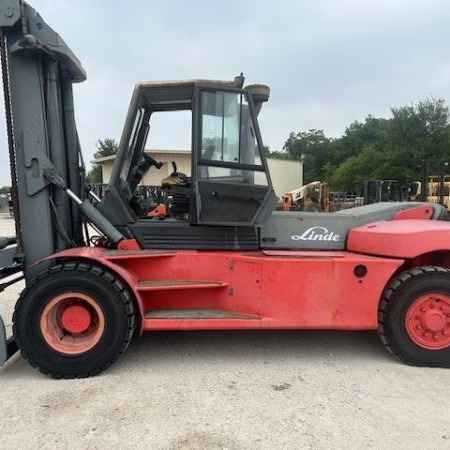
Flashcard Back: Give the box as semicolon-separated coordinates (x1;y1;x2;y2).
1;213;450;449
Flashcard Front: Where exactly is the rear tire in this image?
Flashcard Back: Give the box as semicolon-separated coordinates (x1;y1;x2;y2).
378;266;450;367
13;261;136;378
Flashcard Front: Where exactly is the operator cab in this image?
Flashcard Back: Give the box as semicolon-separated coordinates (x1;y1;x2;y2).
98;75;278;248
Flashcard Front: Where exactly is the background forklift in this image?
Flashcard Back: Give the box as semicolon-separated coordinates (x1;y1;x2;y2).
280;181;330;212
363;180;400;205
1;0;450;378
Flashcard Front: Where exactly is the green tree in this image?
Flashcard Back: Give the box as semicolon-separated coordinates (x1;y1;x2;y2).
283;129;333;183
267;150;291;160
284;97;450;192
329;146;384;192
390;97;450;159
86;138;119;184
337;116;391;160
329;146;420;192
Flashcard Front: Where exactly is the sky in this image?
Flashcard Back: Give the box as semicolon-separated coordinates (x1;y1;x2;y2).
1;0;450;186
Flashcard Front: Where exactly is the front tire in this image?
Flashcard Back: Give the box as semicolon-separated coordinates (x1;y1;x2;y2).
378;266;450;367
13;261;136;378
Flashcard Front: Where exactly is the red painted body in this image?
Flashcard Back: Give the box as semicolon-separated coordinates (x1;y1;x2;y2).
47;247;401;332
348;220;450;258
393;205;434;220
38;219;450;335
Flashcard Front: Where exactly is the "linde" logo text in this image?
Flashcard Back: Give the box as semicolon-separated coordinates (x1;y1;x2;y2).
291;226;340;242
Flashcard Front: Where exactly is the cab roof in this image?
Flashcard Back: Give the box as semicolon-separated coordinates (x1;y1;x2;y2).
135;79;240;111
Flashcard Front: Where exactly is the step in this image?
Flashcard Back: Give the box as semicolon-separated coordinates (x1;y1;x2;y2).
145;308;261;320
136;279;228;292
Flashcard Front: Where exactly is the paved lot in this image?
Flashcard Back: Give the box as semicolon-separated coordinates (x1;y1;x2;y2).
1;213;450;449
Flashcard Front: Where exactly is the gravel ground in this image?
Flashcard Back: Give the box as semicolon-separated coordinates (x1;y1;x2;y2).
1;213;450;449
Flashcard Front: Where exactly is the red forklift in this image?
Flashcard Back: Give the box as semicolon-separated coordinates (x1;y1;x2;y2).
1;0;450;378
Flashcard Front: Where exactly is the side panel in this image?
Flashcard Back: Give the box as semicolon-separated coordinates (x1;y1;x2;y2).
50;248;404;331
258;252;403;329
261;203;447;251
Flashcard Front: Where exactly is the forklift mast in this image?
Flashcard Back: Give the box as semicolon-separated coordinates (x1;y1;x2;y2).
0;0;86;280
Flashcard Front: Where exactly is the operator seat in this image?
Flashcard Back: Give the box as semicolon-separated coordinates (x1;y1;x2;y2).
161;162;191;217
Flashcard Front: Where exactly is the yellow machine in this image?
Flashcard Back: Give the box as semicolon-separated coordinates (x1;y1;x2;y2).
281;181;330;212
406;177;450;211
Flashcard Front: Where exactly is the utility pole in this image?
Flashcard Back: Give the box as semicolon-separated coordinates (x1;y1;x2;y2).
420;160;428;202
439;160;449;206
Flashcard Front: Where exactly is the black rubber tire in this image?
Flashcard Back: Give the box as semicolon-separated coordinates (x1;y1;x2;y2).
13;261;136;378
378;266;450;368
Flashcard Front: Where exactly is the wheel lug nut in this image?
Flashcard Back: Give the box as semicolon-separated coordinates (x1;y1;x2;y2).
430;303;435;309
421;307;427;312
416;325;421;330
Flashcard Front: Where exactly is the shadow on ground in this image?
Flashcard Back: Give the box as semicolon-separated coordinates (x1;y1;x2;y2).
120;329;392;366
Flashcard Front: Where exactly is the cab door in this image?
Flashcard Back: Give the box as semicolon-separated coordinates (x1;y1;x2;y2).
193;88;277;226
